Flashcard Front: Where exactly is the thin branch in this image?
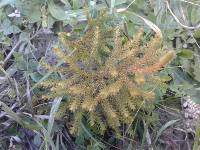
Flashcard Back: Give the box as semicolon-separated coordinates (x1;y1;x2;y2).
13;79;20;104
116;0;136;12
165;0;200;30
25;75;34;116
2;28;42;67
178;0;200;7
3;40;23;66
126;0;137;9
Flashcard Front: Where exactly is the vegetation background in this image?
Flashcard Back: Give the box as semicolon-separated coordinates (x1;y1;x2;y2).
0;0;200;149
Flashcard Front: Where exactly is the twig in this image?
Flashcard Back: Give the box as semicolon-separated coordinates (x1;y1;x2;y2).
3;40;23;67
2;28;42;67
25;75;34;116
178;0;200;7
0;103;17;118
165;0;200;30
0;65;14;86
22;112;51;120
116;0;136;12
180;2;200;51
13;79;20;104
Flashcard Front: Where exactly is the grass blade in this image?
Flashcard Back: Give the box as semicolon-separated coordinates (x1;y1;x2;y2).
193;126;200;150
155;119;180;143
47;97;62;134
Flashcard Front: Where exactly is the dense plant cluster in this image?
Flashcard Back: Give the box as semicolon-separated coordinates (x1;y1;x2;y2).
41;14;176;136
1;0;200;149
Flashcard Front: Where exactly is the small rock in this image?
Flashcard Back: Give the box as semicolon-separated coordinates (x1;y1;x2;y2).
183;101;188;108
184;112;189;118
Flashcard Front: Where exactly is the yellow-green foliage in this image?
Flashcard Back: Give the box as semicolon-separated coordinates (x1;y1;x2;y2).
41;13;176;135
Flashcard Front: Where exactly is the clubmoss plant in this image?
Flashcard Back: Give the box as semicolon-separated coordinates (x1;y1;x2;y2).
40;13;176;136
